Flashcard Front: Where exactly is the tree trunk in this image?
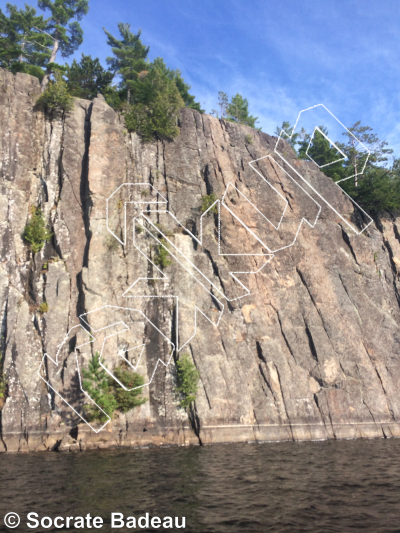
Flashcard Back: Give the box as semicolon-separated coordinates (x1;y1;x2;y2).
40;39;59;92
19;37;25;62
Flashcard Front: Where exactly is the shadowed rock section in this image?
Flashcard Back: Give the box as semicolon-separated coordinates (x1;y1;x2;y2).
1;68;400;452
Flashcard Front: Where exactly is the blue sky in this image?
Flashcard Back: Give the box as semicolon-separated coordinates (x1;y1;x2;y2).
5;0;400;158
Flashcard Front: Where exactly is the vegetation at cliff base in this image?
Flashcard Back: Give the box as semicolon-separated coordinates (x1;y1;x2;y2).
175;353;200;408
82;352;146;423
111;366;147;413
22;207;52;253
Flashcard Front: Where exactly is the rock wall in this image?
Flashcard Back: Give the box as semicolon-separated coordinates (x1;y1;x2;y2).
1;69;400;452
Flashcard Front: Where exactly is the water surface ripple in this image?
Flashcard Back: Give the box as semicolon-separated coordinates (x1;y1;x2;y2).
1;439;400;532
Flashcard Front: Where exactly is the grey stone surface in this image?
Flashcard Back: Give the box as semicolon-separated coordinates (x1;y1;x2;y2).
1;68;400;452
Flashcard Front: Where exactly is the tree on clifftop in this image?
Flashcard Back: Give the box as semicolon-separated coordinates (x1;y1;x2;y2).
226;93;259;128
38;0;89;90
297;126;345;182
0;3;52;79
151;57;203;113
336;121;393;187
104;24;188;141
66;53;113;99
274;121;300;150
104;23;149;104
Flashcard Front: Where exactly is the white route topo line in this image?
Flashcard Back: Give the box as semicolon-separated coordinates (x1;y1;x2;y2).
274;103;373;234
40;104;373;432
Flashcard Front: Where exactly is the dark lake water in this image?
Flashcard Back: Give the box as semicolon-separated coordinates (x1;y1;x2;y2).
1;438;400;532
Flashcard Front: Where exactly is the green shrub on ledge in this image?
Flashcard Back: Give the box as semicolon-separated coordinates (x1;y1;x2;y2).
201;193;218;215
110;367;147;413
36;72;73;113
153;238;172;269
175;353;200;408
38;302;49;314
22;207;52;253
83;352;146;423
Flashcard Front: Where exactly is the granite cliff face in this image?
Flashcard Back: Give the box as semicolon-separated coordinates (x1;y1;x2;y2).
2;69;400;453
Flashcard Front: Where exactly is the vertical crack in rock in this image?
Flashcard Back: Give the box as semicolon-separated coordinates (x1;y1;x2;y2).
188;345;203;444
255;341;275;398
296;268;330;338
189;344;211;410
3;73;400;450
303;321;319;362
313;392;334;437
381;237;400;308
340;226;360;266
269;303;298;365
0;296;8;450
337;273;363;325
77;102;93;319
203;249;234;312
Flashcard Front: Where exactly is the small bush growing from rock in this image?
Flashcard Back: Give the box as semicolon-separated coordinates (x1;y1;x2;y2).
201;193;218;215
83;352;146;423
38;301;49;314
104;235;119;251
36;72;73;113
153;238;172;269
175;353;200;408
110;367;147;413
22;207;52;253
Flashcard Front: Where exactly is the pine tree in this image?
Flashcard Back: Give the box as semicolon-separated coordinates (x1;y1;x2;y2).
82;352;117;423
104;23;149;104
109;367;146;413
151;57;203;113
67;53;113;100
36;70;73;112
175;353;199;409
38;0;89;90
275;121;299;150
0;3;52;79
337;121;393;187
294;120;400;215
82;352;146;422
298;126;345;181
226;93;259;128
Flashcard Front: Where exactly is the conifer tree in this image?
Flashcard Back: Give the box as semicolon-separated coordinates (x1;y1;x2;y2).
104;23;149;103
275;121;299;150
226;93;259;128
0;3;52;78
298;126;344;181
105;24;185;141
151;57;203;112
67;53;113;99
38;0;89;89
337;121;393;187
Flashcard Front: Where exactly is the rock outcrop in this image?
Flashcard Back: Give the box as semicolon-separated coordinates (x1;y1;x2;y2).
1;68;400;453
